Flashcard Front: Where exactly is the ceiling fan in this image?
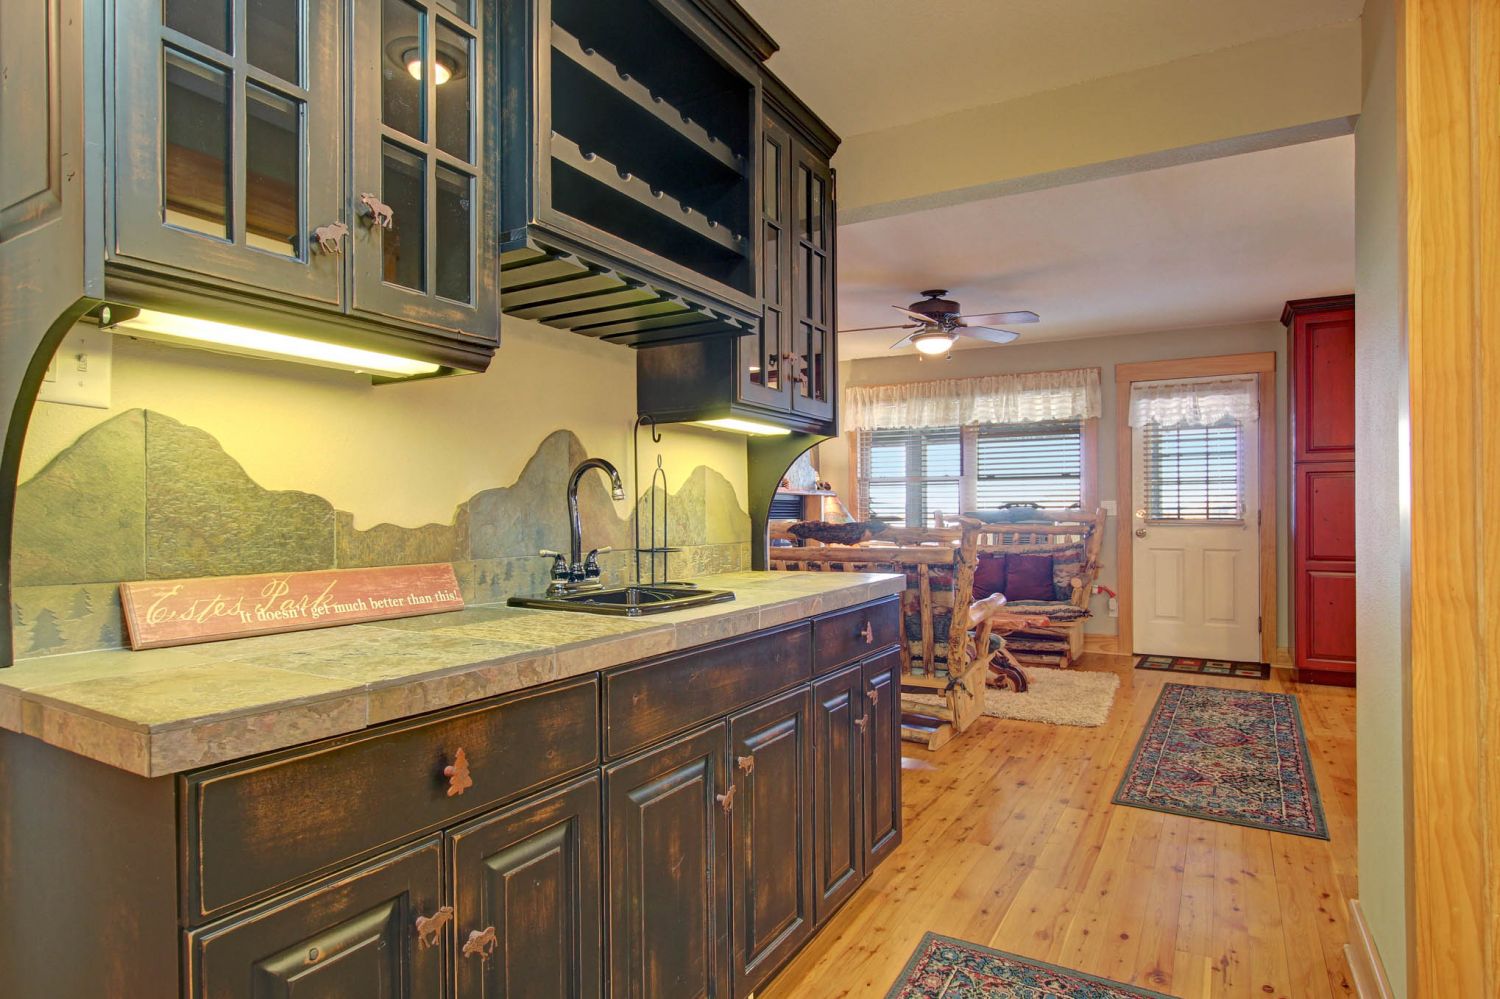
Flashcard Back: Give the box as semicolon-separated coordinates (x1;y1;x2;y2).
840;290;1039;355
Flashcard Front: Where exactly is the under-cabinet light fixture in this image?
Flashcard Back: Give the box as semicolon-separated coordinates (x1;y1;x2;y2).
107;308;442;378
689;417;792;436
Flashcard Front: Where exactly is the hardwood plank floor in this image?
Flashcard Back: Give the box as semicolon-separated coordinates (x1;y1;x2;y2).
761;655;1357;999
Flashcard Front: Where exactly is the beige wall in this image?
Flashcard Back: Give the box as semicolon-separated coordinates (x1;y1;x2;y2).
823;322;1294;644
1352;0;1411;990
20;316;749;530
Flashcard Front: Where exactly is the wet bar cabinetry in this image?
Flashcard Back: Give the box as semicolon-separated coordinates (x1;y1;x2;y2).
498;0;777;346
105;0;500;369
636;71;840;433
0;597;900;998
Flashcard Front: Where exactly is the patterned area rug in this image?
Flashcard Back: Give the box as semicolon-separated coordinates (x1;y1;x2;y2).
885;933;1174;998
1114;683;1328;838
1136;654;1270;680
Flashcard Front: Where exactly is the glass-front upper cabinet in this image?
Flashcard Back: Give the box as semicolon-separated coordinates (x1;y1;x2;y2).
790;141;834;422
350;0;496;342
738;111;791;410
111;0;345;305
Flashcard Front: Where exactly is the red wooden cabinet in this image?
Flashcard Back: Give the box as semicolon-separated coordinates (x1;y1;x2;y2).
1284;296;1357;684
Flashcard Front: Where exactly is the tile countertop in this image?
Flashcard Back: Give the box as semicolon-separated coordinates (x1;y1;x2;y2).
0;571;904;778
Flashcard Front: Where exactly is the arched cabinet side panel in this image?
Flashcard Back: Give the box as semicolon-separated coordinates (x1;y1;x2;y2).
1;0;94;668
746;432;829;570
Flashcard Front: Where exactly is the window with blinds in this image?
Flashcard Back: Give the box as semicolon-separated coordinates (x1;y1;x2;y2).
856;420;1086;526
1142;421;1243;522
974;421;1084;509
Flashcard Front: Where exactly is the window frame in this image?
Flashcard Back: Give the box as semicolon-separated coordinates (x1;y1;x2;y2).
849;418;1098;525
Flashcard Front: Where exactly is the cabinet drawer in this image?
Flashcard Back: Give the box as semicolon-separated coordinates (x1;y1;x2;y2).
604;623;811;759
813;598;900;674
184;676;599;924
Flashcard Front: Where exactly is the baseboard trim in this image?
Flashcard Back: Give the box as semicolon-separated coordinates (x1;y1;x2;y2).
1082;633;1120;654
1344;899;1396;999
1272;646;1294;669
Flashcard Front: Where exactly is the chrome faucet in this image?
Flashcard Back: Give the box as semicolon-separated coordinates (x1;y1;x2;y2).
541;457;626;595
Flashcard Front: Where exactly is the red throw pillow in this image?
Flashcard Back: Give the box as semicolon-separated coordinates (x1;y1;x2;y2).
1004;553;1055;601
973;552;1007;598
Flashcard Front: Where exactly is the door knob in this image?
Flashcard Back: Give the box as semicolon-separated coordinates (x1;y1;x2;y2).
1134;528;1148;538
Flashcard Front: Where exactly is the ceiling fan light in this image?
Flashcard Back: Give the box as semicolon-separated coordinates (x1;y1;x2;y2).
912;333;954;355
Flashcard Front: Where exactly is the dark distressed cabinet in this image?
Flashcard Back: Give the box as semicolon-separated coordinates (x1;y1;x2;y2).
0;598;900;999
105;0;500;368
187;837;447;998
636;72;839;434
449;774;603;999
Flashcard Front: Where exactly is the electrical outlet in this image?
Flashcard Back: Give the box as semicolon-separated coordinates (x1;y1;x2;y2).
37;327;112;409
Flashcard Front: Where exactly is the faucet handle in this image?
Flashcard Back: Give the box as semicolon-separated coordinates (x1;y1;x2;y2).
584;547;612;579
538;550;569;580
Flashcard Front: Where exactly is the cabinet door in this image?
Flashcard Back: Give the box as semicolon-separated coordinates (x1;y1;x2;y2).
112;0;345;305
605;723;731;999
811;663;864;925
862;650;903;868
1292;307;1357;461
351;0;497;343
188;837;444;999
789;141;834;423
449;775;602;999
1294;462;1357;677
728;687;814;995
738;111;792;411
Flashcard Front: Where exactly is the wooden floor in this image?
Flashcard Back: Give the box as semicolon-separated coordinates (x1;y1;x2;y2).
762;655;1358;999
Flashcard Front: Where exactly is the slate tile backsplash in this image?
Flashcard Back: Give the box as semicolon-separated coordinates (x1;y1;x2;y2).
11;409;750;658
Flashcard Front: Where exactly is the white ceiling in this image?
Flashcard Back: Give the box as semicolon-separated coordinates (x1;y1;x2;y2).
742;0;1364;137
835;135;1355;360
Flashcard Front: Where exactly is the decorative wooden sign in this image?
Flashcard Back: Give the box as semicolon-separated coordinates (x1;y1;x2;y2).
119;563;465;650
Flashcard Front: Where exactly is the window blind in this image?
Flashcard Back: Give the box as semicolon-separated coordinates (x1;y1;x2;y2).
856;420;1087;525
973;421;1083;509
1142;421;1242;521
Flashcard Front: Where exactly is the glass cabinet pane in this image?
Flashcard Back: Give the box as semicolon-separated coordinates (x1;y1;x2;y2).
435;164;472;302
810;175;826;248
382;0;426;140
166;0;229;50
247;0;301;83
434;20;473;160
763;223;780;305
163;49;232;239
434;0;472;22
381;141;427;290
762;135;781;220
762;308;781;389
246;85;303;257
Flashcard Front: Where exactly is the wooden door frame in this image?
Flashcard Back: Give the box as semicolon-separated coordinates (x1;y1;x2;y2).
1114;352;1278;664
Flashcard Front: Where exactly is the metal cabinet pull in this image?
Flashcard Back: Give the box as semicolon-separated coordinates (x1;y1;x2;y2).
737;755;755;775
443;748;474;797
312;221;348;255
867;688;879;706
859;621;874;645
414;906;453;948
717;784;737;812
463;927;498;960
854;716;869;732
358;192;394;228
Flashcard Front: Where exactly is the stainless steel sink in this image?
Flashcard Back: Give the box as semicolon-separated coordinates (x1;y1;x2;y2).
508;584;735;616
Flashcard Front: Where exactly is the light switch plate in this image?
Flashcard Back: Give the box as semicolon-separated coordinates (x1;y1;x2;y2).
37;327;113;409
1101;499;1117;516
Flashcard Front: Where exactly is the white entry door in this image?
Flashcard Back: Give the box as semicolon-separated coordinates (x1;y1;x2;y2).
1131;400;1261;660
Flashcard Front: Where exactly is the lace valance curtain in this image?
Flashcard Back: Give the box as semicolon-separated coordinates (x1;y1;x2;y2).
1128;376;1259;428
844;367;1102;430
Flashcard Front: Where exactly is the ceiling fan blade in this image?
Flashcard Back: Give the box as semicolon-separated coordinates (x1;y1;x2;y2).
890;331;919;349
962;327;1021;345
837;323;920;333
957;310;1039;326
893;306;939;325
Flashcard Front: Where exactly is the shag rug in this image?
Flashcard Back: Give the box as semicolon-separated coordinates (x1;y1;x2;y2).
1113;683;1328;838
1136;654;1270;680
908;667;1119;728
885;933;1174;998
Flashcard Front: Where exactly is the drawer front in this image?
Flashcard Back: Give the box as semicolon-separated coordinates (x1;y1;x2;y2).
604;623;811;759
185;676;599;923
813;598;900;675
